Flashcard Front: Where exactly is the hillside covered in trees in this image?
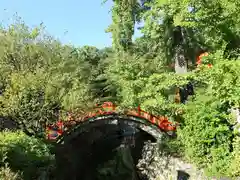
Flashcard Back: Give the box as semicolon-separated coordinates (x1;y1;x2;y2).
1;0;240;179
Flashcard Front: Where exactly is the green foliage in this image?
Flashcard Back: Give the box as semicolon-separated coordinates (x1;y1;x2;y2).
0;165;22;180
0;71;57;136
106;0;139;51
0;23;97;137
179;92;233;177
0;130;54;179
2;0;240;177
228;136;240;177
105;51;240;178
104;0;240;177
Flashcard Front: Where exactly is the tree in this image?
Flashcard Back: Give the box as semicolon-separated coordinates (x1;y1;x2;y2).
106;0;139;52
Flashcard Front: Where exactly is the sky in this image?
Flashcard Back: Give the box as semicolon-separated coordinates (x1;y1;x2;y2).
0;0;141;49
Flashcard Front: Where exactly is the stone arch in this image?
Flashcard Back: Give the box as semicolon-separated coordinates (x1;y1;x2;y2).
54;114;169;180
56;114;167;144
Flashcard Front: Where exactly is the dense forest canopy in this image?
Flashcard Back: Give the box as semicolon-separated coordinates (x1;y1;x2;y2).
1;0;240;179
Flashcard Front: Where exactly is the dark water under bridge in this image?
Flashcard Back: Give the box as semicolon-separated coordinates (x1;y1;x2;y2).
53;115;176;179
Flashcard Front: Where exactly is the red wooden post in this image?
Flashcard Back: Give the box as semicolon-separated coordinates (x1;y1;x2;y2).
57;121;64;134
112;103;116;110
137;106;141;116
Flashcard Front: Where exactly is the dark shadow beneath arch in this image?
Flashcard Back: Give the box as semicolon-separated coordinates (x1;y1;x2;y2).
55;120;158;180
177;170;190;180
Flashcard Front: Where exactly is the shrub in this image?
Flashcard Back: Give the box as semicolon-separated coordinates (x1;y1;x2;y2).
0;22;94;137
228;136;240;178
0;71;60;137
177;56;240;177
0;164;23;180
0;130;54;179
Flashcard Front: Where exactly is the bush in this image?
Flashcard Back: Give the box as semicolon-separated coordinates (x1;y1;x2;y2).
177;56;240;177
178;93;233;177
0;164;22;180
228;136;240;178
0;71;60;137
0;22;94;137
0;130;54;179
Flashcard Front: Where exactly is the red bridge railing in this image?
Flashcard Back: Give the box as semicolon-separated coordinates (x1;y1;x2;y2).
46;102;177;140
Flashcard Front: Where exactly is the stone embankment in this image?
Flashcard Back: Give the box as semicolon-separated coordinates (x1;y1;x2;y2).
137;141;233;180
